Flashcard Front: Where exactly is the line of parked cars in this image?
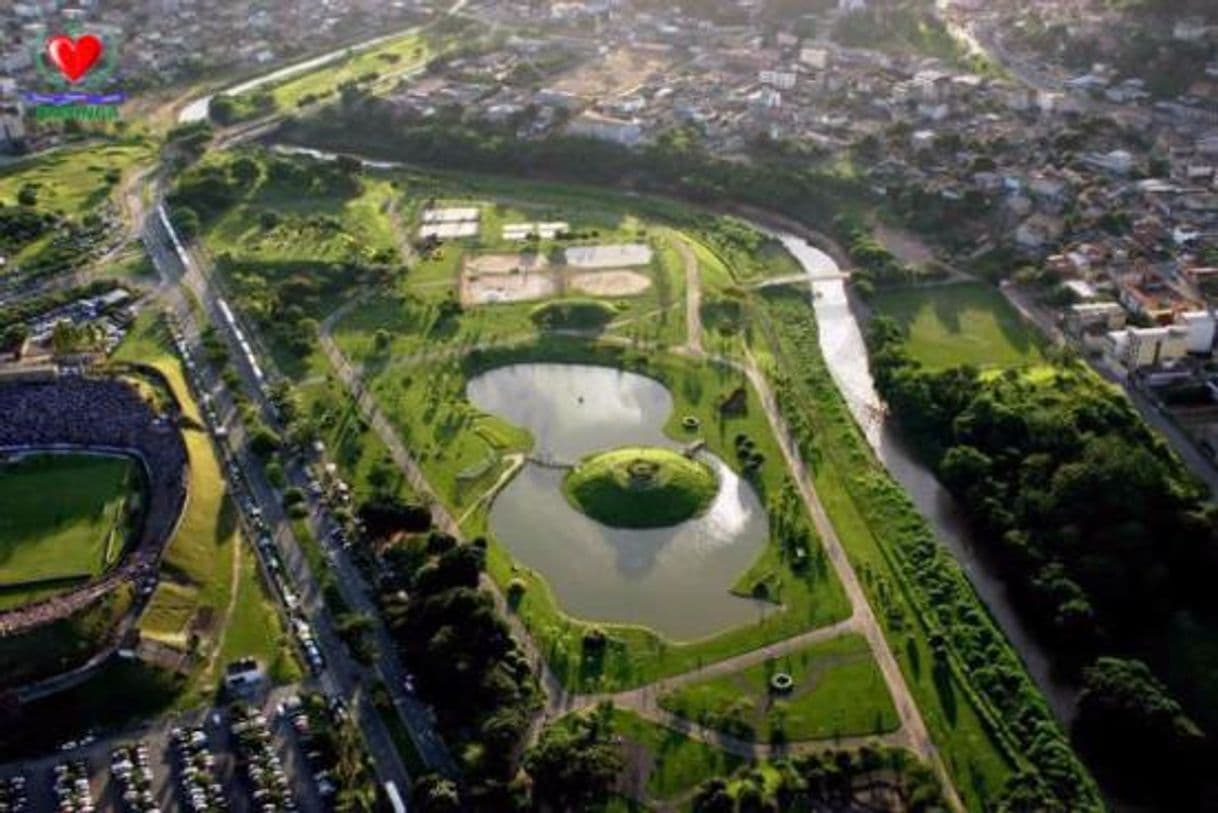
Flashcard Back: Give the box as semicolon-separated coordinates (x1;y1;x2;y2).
110;742;159;812
230;705;297;812
169;726;227;812
281;694;347;802
0;775;26;812
52;759;94;812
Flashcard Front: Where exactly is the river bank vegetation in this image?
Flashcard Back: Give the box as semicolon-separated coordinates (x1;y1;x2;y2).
868;314;1215;806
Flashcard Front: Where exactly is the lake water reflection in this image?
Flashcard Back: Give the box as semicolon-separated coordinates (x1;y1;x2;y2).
467;363;771;639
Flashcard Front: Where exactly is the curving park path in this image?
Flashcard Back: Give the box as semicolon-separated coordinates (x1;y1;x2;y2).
318;292;965;810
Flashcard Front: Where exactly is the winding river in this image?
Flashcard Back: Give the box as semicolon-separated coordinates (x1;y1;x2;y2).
780;234;1079;724
467;363;771;640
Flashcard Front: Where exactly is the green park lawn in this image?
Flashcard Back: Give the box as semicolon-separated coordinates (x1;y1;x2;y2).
0;454;137;609
606;709;744;803
871;282;1042;368
658;633;900;743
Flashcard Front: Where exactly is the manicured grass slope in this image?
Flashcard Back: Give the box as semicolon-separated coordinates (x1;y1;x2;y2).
871;282;1042;368
563;446;718;528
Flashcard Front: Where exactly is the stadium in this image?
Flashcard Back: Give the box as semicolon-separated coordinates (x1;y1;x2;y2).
0;368;189;690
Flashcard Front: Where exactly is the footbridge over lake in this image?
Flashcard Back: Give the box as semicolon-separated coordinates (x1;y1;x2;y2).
530;440;707;470
527;452;576;470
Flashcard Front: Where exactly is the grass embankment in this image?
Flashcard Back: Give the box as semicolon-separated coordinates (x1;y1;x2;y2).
563;446;718;529
113;312;300;702
870;281;1043;369
356;335;849;691
0;454;137;609
262;32;430;111
756;287;1099;811
658;633;899;743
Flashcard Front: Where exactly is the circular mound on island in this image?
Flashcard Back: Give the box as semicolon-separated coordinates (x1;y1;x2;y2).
562;446;718;529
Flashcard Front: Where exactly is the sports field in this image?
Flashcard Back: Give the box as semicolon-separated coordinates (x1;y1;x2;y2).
0;454;137;609
871;282;1042;368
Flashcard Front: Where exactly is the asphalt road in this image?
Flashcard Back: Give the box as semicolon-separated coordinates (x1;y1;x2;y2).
141;200;454;792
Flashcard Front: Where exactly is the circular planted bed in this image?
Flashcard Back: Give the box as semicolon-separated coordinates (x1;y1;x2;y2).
563;446;718;529
770;672;795;694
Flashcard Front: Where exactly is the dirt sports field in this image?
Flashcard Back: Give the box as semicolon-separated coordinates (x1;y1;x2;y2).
570;270;651;297
461;253;653;306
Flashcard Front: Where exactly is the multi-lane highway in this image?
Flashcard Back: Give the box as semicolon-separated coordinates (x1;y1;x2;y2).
140;198;456;792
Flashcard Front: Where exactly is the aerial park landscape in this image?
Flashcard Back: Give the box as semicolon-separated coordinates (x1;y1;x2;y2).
4;1;1218;811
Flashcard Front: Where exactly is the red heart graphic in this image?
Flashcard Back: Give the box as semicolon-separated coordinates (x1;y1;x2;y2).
45;34;104;84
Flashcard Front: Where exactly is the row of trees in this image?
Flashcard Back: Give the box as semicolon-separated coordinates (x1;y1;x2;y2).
279;98;863;228
868;316;1214;804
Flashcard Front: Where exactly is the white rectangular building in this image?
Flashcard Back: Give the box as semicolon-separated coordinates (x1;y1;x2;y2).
567;112;644;147
1105;325;1190;370
1178;310;1216;355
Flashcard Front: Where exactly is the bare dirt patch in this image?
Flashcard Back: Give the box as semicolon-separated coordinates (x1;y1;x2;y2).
466;253;548;275
549;47;672;100
462;253;556;305
569;270;652;297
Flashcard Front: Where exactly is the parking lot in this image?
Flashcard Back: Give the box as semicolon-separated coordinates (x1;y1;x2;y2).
0;687;324;813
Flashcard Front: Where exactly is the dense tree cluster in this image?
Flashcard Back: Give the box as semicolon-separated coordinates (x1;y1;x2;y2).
1075;657;1205;801
523;703;623;811
381;533;539;809
357;496;432;542
868;316;1217;803
0;206;56;253
691;746;942;813
279;104;862;228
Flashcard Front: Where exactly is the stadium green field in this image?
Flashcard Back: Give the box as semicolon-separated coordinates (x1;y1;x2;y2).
0;453;138;609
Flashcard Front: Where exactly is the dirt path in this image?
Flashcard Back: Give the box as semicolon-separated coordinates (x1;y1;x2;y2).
202;523;244;681
672;235;703;354
455;453;524;526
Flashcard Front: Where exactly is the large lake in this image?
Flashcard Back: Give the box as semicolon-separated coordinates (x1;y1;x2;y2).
467;363;771;639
